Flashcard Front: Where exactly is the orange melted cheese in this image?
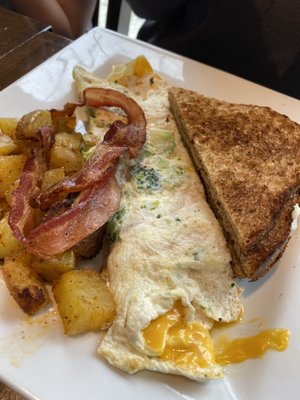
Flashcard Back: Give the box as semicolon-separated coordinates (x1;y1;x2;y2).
215;329;289;365
142;301;289;368
143;301;217;369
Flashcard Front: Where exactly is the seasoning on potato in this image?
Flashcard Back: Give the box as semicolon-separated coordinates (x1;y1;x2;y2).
52;269;115;336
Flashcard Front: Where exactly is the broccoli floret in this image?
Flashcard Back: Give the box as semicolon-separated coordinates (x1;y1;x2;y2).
131;164;161;192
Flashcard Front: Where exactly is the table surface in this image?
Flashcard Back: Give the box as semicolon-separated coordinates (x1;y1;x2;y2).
0;6;71;91
0;6;71;400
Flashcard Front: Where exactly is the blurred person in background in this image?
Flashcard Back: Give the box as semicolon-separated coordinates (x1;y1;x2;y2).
126;0;300;99
0;0;98;39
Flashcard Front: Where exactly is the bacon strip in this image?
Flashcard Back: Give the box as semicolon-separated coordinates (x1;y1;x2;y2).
9;87;146;258
83;87;147;158
52;87;147;158
8;127;54;242
36;144;126;211
37;87;147;210
26;178;121;258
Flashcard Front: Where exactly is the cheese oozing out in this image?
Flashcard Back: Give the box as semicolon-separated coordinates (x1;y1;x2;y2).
214;328;289;365
143;301;290;367
143;301;216;369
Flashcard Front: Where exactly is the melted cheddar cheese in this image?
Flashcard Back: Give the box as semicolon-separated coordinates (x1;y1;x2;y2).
215;329;289;365
143;302;289;368
143;301;216;369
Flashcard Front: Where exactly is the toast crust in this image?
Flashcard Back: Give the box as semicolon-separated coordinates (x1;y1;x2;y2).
169;87;300;280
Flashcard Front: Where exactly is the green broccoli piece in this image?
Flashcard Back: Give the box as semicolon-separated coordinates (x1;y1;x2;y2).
131;164;161;192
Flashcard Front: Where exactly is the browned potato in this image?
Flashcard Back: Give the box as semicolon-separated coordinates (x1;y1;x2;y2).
0;213;24;258
50;132;84;173
31;250;75;282
53;269;115;335
0;132;19;155
5;179;19;206
0;198;10;219
0;154;26;198
51;110;76;133
53;131;83;150
41;167;65;191
2;250;49;315
16;110;53;139
0;118;18;138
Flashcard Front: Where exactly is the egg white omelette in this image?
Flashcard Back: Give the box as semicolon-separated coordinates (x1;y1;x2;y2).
73;58;242;381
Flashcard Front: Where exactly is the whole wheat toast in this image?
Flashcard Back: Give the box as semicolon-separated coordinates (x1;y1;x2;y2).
168;87;300;280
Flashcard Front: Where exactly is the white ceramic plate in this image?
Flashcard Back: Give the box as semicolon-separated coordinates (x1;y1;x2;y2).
0;27;300;400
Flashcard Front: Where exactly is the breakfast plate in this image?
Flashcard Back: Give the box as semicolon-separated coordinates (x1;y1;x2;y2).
0;27;300;400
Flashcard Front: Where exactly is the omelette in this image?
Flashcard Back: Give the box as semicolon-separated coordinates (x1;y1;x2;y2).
73;58;242;381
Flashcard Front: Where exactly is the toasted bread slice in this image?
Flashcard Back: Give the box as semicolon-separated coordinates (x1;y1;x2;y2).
168;87;300;280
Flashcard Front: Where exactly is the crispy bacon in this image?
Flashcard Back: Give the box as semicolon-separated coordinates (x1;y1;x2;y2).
83;87;147;158
9;87;146;258
36;144;126;211
51;87;147;158
37;87;147;210
8;127;54;242
26;178;120;258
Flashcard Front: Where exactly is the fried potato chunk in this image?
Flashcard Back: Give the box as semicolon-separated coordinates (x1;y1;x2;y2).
0;154;26;198
41;167;65;191
2;250;49;315
0;132;19;155
31;250;75;282
0;118;18;138
50;132;84;173
53;269;115;335
0;213;24;258
16;110;53;140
